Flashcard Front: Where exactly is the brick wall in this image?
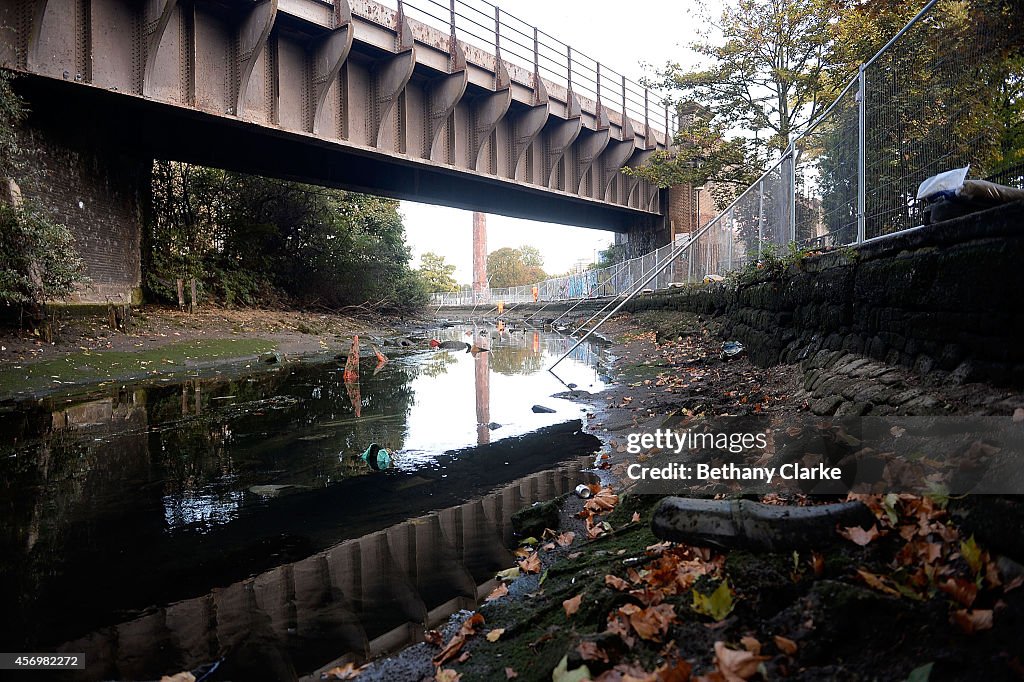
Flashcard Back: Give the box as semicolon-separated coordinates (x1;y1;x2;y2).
625;201;1024;388
18;123;147;304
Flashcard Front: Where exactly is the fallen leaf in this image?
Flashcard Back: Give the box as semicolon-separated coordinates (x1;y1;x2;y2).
620;603;676;641
952;608;993;633
496;567;521;581
773;635;798;655
714;641;769;682
692;580;735;621
839;524;880;546
938;577;978;607
563;593;583;617
906;662;934;682
486;628;506;642
505;668;518;679
486;583;509;601
605;574;630;591
960;535;984;575
435;668;461;682
552;655;592;682
518;553;541;574
739;636;761;655
632;511;641;523
556;531;576;547
577;640;609;663
585;487;619;513
159;674;196;682
322;662;363;680
856;569;901;597
434;613;485;666
425;630;444;646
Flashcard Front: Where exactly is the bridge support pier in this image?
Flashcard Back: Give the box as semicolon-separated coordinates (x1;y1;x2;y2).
18;105;148;305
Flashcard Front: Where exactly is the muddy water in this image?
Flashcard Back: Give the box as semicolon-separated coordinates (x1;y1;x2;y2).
0;326;607;680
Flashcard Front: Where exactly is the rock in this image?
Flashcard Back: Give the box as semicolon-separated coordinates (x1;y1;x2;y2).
532;404;557;413
487;422;501;430
437;340;470;351
261;351;282;364
511;495;565;538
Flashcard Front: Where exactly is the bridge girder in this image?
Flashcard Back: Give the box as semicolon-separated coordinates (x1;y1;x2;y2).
0;0;669;231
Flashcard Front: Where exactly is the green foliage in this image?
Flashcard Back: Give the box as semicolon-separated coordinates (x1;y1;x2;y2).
651;0;840;156
486;246;547;288
417;251;458;292
146;162;427;311
0;69;84;311
0;202;84;305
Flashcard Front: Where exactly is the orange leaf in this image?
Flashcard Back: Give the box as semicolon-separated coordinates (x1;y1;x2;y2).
605;574;630;591
563;593;583;617
323;662;363;680
621;603;676;641
714;641;769;682
773;635;798;655
425;630;444;646
577;641;610;663
856;569;901;597
585;487;619;513
631;511;642;523
486;582;509;601
518;552;541;574
953;608;993;633
435;669;461;682
939;577;978;607
556;531;576;547
739;636;761;655
505;668;518;679
839;524;880;546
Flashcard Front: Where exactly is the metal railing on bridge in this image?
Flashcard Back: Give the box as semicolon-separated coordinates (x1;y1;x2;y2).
432;0;1021;310
370;0;677;138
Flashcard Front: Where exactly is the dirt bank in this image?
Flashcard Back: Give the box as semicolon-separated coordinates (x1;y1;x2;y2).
0;305;427;398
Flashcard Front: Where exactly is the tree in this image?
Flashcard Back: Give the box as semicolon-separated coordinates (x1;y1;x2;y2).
656;0;841;155
486;246;547;288
417;252;458;292
146;163;427;310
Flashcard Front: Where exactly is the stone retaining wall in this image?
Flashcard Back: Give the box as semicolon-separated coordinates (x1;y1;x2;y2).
625;201;1024;389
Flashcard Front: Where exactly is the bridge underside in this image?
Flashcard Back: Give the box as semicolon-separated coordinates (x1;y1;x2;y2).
22;77;665;232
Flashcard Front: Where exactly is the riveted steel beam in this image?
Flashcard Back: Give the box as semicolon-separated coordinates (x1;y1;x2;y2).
423;36;467;161
311;0;354;135
509;73;548;181
544;88;582;189
468;59;511;172
370;1;415;149
574;103;610;196
142;0;178;97
24;0;50;70
235;0;277;118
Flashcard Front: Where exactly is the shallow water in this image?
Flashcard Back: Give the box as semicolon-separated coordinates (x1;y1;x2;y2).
0;326;607;679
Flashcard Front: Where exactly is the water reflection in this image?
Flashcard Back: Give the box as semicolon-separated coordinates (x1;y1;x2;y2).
0;325;607;669
56;459;596;681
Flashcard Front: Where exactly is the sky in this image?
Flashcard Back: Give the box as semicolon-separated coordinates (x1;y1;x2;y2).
401;0;706;284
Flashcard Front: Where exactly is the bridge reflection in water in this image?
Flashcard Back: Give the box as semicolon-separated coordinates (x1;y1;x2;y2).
56;458;593;681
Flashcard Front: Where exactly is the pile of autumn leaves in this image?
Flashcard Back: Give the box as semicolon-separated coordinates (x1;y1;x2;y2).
326;489;1017;682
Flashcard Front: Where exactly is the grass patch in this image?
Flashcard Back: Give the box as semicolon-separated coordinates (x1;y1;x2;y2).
0;337;276;396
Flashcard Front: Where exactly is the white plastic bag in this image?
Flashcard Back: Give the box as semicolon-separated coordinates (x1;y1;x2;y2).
916;165;970;201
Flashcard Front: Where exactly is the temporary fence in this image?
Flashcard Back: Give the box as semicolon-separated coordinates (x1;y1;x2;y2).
433;0;1022;308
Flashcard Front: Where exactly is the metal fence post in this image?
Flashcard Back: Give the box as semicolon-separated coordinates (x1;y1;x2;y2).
857;63;867;244
757;178;764;260
789;144;797;244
